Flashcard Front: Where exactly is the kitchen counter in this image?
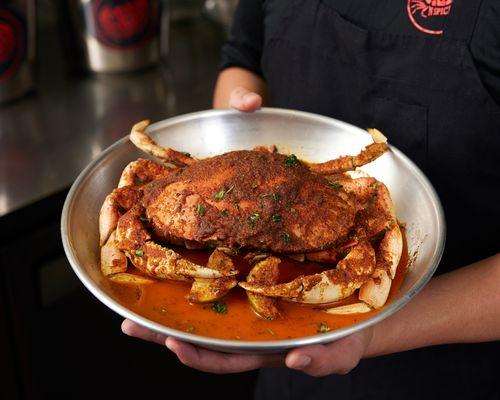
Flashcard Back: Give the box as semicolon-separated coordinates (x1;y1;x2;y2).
0;14;243;400
0;16;226;218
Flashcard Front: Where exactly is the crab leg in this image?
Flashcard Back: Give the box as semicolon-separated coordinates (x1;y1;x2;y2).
309;128;388;175
101;231;156;285
101;231;128;276
99;186;142;245
118;158;174;188
324;176;403;314
99;194;121;246
116;205;238;281
130;120;196;167
239;241;376;304
99;158;172;245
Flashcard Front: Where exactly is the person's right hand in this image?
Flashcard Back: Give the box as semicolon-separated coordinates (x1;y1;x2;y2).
229;86;262;112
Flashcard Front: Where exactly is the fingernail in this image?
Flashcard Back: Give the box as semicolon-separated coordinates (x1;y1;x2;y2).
121;319;133;335
291;355;311;370
242;92;256;103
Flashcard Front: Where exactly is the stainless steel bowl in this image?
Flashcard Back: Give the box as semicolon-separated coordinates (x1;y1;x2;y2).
61;108;445;353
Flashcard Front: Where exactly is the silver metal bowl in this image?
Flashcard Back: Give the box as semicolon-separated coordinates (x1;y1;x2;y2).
61;108;445;353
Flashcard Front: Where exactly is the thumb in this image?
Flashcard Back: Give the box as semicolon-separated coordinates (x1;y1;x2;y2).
229;86;262;112
285;331;372;377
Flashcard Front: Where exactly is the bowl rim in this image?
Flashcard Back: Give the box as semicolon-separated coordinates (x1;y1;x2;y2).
61;107;446;352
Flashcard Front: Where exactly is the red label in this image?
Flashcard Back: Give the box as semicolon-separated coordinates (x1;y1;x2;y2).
92;0;158;50
407;0;454;35
0;8;25;81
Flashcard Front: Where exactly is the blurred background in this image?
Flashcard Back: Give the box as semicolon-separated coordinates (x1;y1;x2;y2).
0;1;259;399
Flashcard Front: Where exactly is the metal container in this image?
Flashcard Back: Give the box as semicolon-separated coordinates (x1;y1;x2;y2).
61;108;445;354
70;0;161;73
0;0;35;103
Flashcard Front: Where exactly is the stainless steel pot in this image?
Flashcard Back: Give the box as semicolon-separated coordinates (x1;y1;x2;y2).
70;0;161;73
61;108;445;353
0;0;36;103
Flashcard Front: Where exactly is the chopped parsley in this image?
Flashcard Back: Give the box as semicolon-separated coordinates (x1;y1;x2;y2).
147;183;155;189
283;232;291;243
233;201;239;209
320;242;333;250
271;215;282;223
327;180;343;190
252;183;258;189
197;203;206;216
220;209;229;216
284;154;301;167
212;301;228;314
248;211;260;228
214;185;234;200
139;216;149;222
273;192;281;202
317;322;331;333
134;249;144;257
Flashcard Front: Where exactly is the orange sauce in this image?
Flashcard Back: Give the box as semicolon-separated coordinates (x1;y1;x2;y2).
107;230;408;341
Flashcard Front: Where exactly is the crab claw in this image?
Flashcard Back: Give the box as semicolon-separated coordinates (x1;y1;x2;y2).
128;242;238;280
239;241;376;304
324;224;403;314
188;249;238;303
359;224;403;308
246;256;281;320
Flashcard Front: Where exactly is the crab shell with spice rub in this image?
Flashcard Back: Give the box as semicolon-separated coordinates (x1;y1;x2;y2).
99;120;403;317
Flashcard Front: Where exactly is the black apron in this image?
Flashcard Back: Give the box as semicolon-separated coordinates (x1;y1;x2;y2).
256;0;500;398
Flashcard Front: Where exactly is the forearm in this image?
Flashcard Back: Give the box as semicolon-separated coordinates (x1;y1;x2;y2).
213;67;268;108
366;253;500;357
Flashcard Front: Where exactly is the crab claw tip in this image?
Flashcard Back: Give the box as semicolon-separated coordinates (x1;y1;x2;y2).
367;128;387;144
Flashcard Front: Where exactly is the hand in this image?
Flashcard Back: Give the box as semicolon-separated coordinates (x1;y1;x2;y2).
229;86;262;112
121;319;373;377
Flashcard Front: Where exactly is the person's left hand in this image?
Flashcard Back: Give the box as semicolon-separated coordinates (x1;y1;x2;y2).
121;319;373;377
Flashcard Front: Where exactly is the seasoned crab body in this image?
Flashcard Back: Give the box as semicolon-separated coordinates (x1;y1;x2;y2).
99;120;403;318
142;150;357;253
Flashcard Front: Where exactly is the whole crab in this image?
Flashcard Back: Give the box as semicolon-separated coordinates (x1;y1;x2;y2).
99;120;403;318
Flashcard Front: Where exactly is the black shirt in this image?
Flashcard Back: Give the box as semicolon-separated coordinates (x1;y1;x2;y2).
219;1;500;399
221;0;500;108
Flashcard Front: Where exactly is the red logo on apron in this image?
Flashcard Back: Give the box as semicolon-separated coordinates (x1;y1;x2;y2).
407;0;454;35
0;8;25;81
92;0;158;50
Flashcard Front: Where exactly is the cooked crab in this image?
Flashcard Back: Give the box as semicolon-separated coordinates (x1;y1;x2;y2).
99;120;403;319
